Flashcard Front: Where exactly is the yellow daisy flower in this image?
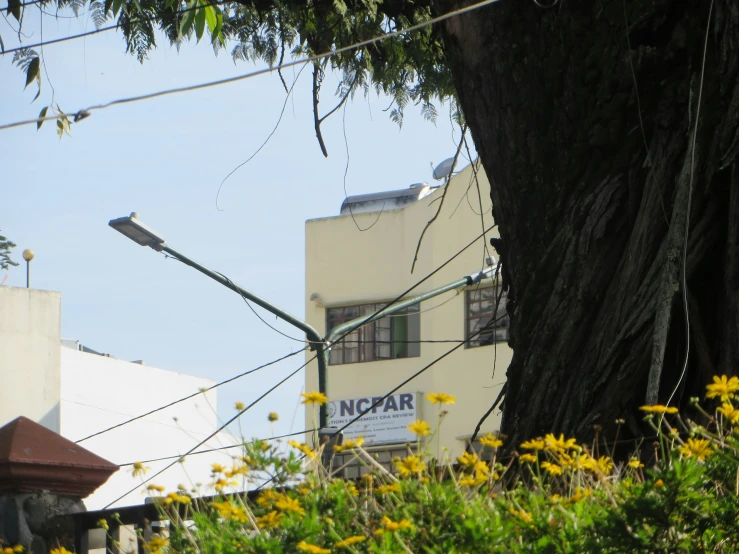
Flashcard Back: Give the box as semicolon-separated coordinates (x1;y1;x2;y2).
639;405;678;414
394;455;426;476
705;375;739;401
544;433;578;452
301;391;328;405
679;438;714;461
335;536;367;548
520;438;545;451
407;420;431;436
288;440;317;459
334;437;364;452
479;433;503;448
131;461;149;478
376;483;400;494
717;402;739;423
256;511;283;529
296;541;330;554
540;461;563;476
275;496;306;515
457;452;479;467
427;392;456;405
380;516;413;532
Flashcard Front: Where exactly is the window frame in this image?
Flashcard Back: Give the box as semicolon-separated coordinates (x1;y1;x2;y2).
464;285;509;348
326;302;421;365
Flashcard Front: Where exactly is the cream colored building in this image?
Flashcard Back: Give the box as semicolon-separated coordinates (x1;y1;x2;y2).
305;163;512;473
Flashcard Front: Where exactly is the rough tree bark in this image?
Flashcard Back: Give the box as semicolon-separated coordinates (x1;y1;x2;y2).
436;0;739;445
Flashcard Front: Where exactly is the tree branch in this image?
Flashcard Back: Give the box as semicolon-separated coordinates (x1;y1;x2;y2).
312;62;329;158
645;149;693;404
410;124;467;273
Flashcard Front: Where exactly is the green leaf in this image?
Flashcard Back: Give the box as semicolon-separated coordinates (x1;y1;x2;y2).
24;57;39;89
37;106;48;130
204;5;217;35
180;1;197;37
111;0;125;17
56;119;64;139
61;116;72;136
195;5;206;42
7;0;20;21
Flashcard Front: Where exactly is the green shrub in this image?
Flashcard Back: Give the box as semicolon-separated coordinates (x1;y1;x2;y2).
113;379;739;553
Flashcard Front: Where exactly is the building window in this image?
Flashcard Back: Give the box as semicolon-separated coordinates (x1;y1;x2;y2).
466;286;509;347
332;446;412;479
327;303;420;365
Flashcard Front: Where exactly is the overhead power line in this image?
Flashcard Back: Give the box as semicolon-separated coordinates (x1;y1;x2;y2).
117;428;317;466
103;352;316;508
75;346;307;443
76;225;492;444
331;318;502;438
0;0;503;132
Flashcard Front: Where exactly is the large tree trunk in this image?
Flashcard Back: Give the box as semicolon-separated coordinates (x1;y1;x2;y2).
437;0;739;446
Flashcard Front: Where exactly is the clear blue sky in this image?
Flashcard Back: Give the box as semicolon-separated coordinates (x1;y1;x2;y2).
1;11;469;443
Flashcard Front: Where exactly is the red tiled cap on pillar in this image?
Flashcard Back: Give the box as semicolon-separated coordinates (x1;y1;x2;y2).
0;416;118;497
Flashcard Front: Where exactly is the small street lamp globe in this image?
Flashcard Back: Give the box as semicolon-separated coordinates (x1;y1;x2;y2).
22;249;34;262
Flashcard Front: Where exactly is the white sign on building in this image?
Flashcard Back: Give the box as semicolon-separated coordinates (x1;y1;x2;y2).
328;392;419;445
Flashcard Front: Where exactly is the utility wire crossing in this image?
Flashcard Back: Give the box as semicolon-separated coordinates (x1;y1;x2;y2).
74;346;307;443
76;225;494;445
117;428;317;467
103;353;316;508
0;0;504;132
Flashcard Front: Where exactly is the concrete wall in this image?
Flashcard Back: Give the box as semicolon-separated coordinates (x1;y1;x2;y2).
0;286;244;510
305;164;510;460
60;347;240;509
0;287;61;432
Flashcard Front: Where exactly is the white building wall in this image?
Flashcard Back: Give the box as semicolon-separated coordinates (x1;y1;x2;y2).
60;347;240;509
0;287;61;432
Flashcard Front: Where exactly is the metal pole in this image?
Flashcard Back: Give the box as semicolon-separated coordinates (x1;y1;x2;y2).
22;249;34;288
160;245;321;342
157;244;331;426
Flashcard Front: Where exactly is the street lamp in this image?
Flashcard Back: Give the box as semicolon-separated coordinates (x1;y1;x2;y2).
110;212;334;430
108;212;166;249
109;212;498;432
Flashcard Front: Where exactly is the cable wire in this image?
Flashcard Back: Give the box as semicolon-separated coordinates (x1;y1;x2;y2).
0;0;504;132
103;352;316;508
117;428;317;466
215;270;308;344
75;346;307;443
331;318;502;438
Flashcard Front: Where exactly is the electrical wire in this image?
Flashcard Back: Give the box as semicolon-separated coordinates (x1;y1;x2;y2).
330;318;503;438
324;225;495;356
0;0;504;132
215;270;308;344
666;0;714;409
103;352;316;508
75;346;307;443
117;428;317;466
2;23;117;53
75;226;492;444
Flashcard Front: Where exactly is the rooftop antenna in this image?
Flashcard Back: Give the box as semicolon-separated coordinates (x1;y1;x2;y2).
432;157;456;181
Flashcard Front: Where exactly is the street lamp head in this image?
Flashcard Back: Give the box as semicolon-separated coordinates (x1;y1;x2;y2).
22;249;34;262
108;213;166;250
